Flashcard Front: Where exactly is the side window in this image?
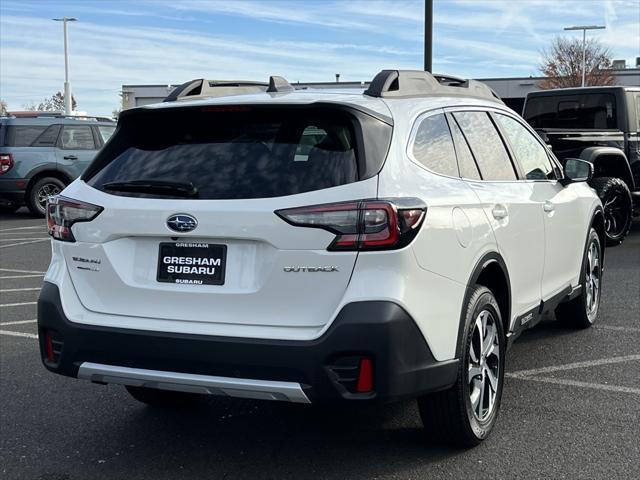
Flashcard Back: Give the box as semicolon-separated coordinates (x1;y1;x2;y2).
453;111;516;181
447;114;481;180
411;113;458;177
97;125;116;144
32;124;61;147
495;114;555;180
60;125;95;150
6;125;47;146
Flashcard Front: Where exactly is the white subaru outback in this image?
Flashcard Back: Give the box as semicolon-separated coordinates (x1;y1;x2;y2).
38;70;605;446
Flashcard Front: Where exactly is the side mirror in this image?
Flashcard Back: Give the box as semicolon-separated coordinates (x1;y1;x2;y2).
560;158;593;186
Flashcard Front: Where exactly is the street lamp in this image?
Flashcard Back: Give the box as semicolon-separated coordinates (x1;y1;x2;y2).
563;25;606;87
52;17;77;115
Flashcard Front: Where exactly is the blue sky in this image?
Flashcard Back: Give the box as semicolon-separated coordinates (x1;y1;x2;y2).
1;0;638;115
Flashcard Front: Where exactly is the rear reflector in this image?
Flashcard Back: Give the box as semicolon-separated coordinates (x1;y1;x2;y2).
356;357;374;393
45;330;55;363
276;198;426;251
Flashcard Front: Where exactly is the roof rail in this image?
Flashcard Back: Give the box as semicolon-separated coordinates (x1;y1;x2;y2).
5;111;114;121
163;78;269;102
364;70;503;104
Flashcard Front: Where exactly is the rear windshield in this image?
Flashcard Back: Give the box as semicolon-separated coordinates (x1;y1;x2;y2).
524;93;617;129
85;106;372;200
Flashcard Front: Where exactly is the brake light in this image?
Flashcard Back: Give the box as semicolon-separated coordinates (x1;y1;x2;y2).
0;153;13;174
276;198;426;251
46;196;103;242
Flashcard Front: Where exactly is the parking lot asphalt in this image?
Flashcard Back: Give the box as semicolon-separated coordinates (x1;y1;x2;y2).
1;209;639;480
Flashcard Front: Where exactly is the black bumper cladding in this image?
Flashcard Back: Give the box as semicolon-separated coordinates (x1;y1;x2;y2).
37;282;458;403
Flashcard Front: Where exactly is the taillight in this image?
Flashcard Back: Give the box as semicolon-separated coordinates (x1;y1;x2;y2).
46;196;103;242
0;153;13;174
276;198;426;251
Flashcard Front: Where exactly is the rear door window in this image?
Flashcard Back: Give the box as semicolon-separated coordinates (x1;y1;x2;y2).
4;125;48;146
453;111;516;181
524;93;617;129
447;114;481;180
495;114;555;180
32;124;62;147
60;125;96;150
411;113;458;177
97;125;116;144
86;107;363;199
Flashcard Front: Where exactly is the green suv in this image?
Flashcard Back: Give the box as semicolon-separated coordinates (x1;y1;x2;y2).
0;113;115;215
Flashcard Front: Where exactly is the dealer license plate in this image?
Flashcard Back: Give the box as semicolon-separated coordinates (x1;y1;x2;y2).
157;242;227;285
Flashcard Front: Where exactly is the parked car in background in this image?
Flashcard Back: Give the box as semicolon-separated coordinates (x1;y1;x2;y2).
0;113;116;215
523;86;639;245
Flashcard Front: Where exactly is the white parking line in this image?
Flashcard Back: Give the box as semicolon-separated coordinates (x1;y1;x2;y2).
0;268;46;274
0;237;49;242
0;274;44;279
0;287;41;293
0;232;48;235
0;330;38;339
0;319;36;326
508;354;640;377
0;225;43;232
595;324;640;334
509;376;640;395
0;302;37;307
0;239;50;249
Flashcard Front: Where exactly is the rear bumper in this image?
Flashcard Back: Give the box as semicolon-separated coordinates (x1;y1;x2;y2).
38;282;458;403
0;178;27;202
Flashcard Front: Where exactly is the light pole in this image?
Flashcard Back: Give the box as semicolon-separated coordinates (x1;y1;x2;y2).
53;17;77;115
424;0;433;72
563;25;605;87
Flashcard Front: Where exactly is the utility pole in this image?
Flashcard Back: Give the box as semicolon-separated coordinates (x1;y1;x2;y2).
53;17;77;115
424;0;433;72
563;25;606;87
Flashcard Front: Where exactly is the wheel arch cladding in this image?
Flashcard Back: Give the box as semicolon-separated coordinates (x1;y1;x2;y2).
26;170;71;194
591;207;606;264
456;252;511;358
581;147;635;191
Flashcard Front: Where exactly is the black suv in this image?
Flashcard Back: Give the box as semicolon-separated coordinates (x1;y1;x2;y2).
523;86;639;245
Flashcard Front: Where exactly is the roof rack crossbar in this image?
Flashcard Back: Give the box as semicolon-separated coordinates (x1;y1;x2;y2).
364;69;503;104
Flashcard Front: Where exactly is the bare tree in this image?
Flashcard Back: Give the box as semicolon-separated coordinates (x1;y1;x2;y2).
0;99;8;116
539;37;616;89
29;92;78;112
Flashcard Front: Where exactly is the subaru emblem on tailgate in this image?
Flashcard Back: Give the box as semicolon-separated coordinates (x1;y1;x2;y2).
166;214;198;232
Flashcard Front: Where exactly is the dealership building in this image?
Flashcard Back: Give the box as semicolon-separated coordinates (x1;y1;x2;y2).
121;65;640;113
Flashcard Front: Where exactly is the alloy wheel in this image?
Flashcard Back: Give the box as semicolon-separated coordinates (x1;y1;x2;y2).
468;310;501;421
585;240;601;321
36;183;61;211
603;193;627;239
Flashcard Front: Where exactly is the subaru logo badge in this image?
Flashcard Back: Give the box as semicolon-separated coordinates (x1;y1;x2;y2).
166;214;198;233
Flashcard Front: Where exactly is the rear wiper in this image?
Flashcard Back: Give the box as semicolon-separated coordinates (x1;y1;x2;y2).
102;180;199;198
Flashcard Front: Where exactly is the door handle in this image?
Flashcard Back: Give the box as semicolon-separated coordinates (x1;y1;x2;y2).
491;204;508;220
63;155;78;160
543;201;555;213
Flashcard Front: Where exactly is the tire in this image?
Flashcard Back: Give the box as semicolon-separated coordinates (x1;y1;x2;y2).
418;286;505;447
125;386;203;408
27;177;65;217
554;228;602;329
590;177;632;246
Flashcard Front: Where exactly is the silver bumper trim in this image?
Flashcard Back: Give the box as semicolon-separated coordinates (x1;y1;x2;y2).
77;362;311;404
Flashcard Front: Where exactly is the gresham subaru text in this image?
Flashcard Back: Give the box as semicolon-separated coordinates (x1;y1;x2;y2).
38;70;605;447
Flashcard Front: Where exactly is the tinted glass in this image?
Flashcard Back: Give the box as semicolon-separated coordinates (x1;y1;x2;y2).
32;124;61;147
448;114;481;180
5;125;47;146
524;93;617;129
412;113;458;176
61;126;95;149
98;125;116;143
496;114;555;180
86;107;360;200
453;112;516;181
